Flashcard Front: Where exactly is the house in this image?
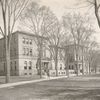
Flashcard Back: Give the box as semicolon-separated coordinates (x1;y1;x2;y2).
49;46;66;76
65;44;89;76
90;51;100;74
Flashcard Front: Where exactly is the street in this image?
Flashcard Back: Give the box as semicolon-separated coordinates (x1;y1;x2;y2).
0;74;100;100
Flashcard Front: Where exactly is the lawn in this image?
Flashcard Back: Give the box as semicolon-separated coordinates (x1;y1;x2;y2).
0;74;100;100
0;75;40;84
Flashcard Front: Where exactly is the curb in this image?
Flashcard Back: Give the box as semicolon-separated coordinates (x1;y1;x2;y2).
0;76;68;89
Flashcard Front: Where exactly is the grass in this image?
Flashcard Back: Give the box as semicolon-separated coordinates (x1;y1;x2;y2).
0;75;40;84
0;74;100;100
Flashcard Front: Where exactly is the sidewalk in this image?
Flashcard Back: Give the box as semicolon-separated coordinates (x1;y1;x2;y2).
0;76;68;89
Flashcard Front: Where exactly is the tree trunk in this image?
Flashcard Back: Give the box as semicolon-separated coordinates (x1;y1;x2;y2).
55;46;58;76
2;2;11;83
82;47;84;75
89;62;91;74
39;57;42;78
94;65;97;74
38;39;43;78
66;57;69;77
65;49;69;77
76;63;79;76
5;37;10;83
94;0;100;28
76;50;79;76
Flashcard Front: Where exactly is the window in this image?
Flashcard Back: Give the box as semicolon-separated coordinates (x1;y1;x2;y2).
29;66;32;70
79;56;81;60
24;73;27;75
29;73;32;75
14;48;16;55
75;64;77;69
60;64;62;70
26;38;29;44
72;65;74;69
24;61;27;70
30;49;32;56
23;47;26;55
4;63;5;72
76;54;78;60
15;66;16;71
26;48;29;56
69;54;74;62
23;37;25;44
29;39;32;45
10;62;12;71
23;48;32;56
69;65;71;69
29;61;32;70
15;61;16;70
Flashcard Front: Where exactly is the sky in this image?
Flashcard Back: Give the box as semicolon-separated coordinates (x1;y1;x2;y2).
40;0;92;18
39;0;100;44
40;0;80;19
0;0;100;44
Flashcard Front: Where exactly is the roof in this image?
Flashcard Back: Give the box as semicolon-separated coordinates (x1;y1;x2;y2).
14;31;48;40
0;31;48;40
49;45;64;49
65;44;88;49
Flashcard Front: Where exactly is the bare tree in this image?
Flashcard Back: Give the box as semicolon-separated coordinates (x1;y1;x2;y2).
20;2;59;77
0;0;29;83
75;0;100;28
86;40;99;73
63;13;95;75
85;0;100;28
46;19;65;76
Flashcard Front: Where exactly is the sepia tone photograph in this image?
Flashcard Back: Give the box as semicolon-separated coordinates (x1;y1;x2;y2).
0;0;100;100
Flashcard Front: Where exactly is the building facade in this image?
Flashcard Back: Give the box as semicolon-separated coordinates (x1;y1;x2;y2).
0;31;89;76
0;31;49;76
65;44;89;76
0;31;66;76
